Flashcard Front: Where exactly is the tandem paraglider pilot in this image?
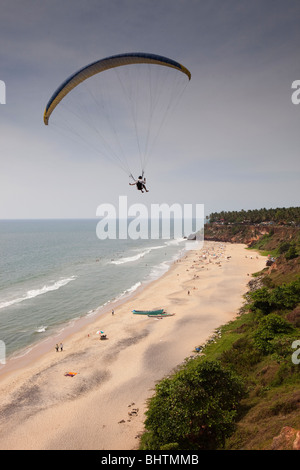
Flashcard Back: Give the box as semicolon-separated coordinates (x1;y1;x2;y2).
129;175;149;193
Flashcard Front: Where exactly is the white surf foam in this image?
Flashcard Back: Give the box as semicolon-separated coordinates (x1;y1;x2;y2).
0;276;77;310
110;245;165;265
34;326;47;333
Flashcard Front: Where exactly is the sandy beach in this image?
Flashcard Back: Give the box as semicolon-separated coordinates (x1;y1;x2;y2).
0;241;265;450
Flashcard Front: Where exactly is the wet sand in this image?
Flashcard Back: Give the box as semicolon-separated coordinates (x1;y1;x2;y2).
0;241;265;450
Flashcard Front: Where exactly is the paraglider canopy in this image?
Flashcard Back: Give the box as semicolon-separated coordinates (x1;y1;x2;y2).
44;52;191;179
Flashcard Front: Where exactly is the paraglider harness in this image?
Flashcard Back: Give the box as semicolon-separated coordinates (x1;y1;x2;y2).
136;178;144;191
129;171;149;193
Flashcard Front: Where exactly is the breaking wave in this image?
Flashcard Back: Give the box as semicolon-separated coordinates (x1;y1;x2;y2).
0;276;77;310
110;240;184;265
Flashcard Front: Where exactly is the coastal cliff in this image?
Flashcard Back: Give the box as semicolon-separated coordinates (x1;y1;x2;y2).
204;223;298;248
141;210;300;451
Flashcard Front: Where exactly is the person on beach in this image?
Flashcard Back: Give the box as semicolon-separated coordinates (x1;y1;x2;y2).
129;175;149;193
60;343;63;352
55;344;59;352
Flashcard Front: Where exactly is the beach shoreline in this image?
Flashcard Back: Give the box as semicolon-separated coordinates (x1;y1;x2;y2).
0;243;183;379
0;238;185;378
0;241;266;450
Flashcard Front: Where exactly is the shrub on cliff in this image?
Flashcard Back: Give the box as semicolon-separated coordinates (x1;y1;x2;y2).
141;360;245;450
253;313;295;355
249;279;300;315
285;244;298;260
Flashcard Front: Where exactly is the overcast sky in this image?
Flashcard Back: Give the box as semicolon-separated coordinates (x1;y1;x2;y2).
0;0;299;219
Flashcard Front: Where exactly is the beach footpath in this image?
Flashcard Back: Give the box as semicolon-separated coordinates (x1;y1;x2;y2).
0;241;265;450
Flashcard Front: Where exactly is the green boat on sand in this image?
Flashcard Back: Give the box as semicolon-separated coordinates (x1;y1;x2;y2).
132;309;165;315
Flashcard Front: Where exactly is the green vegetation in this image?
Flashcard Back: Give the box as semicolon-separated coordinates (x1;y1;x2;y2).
141;361;245;450
140;208;300;450
253;314;295;355
249;280;300;315
249;226;300;286
209;206;300;225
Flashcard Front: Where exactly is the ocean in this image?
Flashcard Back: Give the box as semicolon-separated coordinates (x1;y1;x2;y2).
0;219;186;359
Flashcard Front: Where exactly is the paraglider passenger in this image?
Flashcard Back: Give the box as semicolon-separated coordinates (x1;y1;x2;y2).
129;175;149;193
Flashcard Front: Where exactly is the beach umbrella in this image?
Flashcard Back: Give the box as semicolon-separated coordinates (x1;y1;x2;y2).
96;330;104;335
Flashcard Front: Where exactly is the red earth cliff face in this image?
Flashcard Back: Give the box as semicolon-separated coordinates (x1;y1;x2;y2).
270;426;300;450
204;224;298;247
